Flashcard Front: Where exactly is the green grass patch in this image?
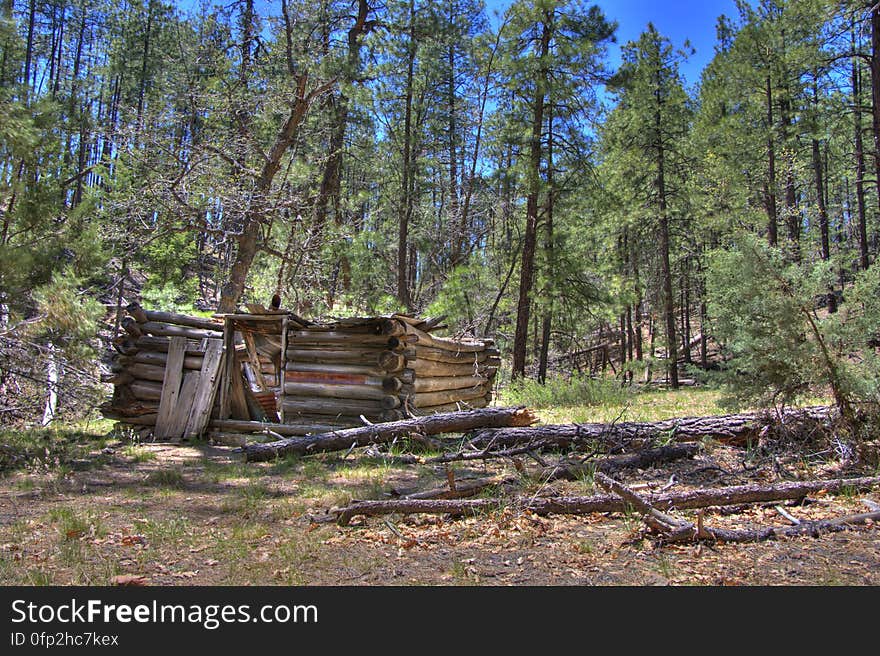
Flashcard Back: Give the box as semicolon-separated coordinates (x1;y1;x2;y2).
534;388;729;424
498;374;630;409
121;444;157;463
144;468;186;488
0;425;109;474
46;506;106;541
133;517;192;544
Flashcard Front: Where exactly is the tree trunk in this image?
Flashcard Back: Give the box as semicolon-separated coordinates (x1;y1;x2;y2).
40;342;58;426
765;76;779;246
538;106;555;384
871;6;880;218
812;134;836;313
853;25;870;271
396;0;417;311
465;406;837;451
657;156;678;388
243;406;536;461
218;75;334;313
512;20;550;379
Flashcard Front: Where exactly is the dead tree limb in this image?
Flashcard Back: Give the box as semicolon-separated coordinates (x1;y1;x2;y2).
595;472;693;538
540;443;701;481
596;472;880;544
243;407;536;461
399;475;516;500
332;475;880;526
685;510;880;543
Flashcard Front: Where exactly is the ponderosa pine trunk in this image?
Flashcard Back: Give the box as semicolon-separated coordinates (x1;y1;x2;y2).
854;25;870;271
764;76;779;246
512;20;550;380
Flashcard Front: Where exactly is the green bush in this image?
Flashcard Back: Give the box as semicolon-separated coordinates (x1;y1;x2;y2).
707;235;879;425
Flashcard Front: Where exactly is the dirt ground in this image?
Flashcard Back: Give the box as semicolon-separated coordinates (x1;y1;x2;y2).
1;428;878;586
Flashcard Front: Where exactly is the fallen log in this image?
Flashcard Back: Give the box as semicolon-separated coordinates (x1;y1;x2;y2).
684;510;880;543
466;406;837;450
595;472;693;537
210;418;346;435
243;406;537;461
540;443;701;480
331;475;880;525
595;472;880;544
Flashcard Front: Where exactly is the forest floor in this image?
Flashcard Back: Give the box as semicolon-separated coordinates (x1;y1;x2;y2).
1;388;879;586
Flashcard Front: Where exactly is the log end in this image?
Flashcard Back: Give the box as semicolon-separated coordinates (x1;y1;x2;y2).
511;407;538;427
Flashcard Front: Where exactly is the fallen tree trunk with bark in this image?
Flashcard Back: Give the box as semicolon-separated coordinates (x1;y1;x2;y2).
242;406;537;461
331;475;880;525
595;472;880;544
463;406;836;450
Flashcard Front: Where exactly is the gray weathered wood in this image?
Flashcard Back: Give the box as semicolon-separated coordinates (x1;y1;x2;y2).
281;397;385;416
154;337;188;438
409;374;487;393
401;323;488;353
183;340;225;438
129;350;204;370
406;385;488;408
283;381;392;401
140;321;222;340
167;371;200;439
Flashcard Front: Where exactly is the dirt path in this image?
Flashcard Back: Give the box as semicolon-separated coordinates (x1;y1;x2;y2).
1;437;878;585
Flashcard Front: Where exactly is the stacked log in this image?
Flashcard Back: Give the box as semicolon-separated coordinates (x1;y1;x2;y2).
281;315;498;426
100;303;225;434
103;307;499;440
394;319;498;414
282;319;408;427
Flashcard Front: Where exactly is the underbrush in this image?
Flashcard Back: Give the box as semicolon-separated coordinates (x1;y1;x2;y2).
497;374;630;409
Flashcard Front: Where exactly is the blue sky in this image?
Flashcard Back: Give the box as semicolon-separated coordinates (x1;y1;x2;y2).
206;1;744;89
485;0;746;88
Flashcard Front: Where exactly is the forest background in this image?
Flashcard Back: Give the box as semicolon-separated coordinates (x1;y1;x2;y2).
1;0;880;427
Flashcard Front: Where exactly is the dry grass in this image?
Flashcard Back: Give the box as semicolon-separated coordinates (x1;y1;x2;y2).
0;388;875;586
